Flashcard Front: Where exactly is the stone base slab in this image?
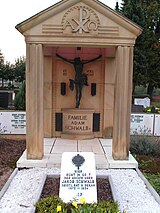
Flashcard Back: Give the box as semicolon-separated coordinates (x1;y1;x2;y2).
17;138;138;169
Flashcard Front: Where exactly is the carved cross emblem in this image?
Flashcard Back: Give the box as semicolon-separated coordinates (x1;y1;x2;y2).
72;7;90;33
62;5;100;34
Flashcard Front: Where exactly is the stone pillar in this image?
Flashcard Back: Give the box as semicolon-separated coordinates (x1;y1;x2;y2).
112;46;133;160
26;44;44;159
44;56;53;137
103;57;116;138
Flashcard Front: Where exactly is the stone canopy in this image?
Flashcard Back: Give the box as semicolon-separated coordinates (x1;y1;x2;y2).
16;0;141;46
16;0;142;160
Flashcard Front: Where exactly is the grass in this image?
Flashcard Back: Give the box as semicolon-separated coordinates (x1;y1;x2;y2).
144;173;160;195
151;101;160;108
130;135;160;195
130;135;160;157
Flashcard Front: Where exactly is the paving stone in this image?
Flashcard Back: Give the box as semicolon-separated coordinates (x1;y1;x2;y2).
95;154;109;169
51;145;77;153
44;138;55;146
99;139;112;147
55;138;77;146
44;146;53;154
47;154;62;168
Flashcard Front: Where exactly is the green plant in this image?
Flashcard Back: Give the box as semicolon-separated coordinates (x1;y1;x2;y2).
151;101;160;108
130;135;160;156
35;195;68;213
143;106;160;114
134;86;147;96
144;172;160;196
14;80;25;110
138;159;153;173
35;196;119;213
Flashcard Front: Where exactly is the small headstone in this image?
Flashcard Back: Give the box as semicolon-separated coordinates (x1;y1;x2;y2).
130;113;154;135
0;112;26;134
154;115;160;136
0;92;9;108
134;97;150;108
59;152;97;203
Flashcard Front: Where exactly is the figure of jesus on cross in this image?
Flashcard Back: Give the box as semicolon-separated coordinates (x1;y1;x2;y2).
56;53;102;108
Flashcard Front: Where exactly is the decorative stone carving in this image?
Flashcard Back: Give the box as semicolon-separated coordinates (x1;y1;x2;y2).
42;4;119;37
62;5;100;34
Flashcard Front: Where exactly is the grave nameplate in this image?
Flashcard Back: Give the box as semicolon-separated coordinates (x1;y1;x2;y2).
154;115;160;136
0;112;26;134
59;152;97;203
130;113;154;135
62;109;94;139
134;97;150;108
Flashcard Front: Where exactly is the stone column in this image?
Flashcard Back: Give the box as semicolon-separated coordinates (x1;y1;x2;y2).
112;46;133;160
44;55;53;137
26;44;44;159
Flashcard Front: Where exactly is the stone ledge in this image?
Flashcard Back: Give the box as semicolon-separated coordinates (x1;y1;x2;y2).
0;168;18;199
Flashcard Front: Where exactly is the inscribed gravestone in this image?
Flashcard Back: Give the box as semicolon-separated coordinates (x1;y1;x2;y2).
154;115;160;136
130;113;154;135
134;97;150;108
0;112;26;134
59;152;97;203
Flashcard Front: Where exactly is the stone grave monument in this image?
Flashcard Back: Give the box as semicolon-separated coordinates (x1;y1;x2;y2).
16;0;142;160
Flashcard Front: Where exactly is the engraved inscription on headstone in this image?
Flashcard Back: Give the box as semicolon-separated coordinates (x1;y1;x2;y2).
11;113;26;130
134;97;150;108
62;109;94;136
130;113;154;135
59;152;97;203
0;112;26;134
154;115;160;136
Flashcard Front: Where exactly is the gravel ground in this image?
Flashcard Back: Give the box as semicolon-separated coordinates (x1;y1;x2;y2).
0;168;160;213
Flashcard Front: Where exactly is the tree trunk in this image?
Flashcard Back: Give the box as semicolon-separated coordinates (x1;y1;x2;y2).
2;78;4;88
147;83;154;100
132;81;136;94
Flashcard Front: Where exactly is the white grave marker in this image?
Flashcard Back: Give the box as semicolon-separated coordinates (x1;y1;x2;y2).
130;113;154;135
59;152;97;203
0;112;26;134
134;97;150;108
154;115;160;136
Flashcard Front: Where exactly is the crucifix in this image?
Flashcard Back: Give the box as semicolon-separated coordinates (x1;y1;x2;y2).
56;53;102;108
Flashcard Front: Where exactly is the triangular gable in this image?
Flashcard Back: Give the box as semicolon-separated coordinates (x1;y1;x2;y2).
16;0;142;45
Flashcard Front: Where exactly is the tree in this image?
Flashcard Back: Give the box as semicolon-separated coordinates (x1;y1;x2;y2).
120;0;160;98
14;57;26;83
2;62;15;88
0;51;26;89
14;80;26;110
121;0;148;92
0;50;5;88
142;0;160;98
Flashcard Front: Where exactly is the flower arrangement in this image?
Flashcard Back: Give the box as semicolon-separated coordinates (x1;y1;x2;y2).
35;195;119;213
144;106;160;113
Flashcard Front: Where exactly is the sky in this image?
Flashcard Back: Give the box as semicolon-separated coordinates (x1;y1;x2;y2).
0;0;122;63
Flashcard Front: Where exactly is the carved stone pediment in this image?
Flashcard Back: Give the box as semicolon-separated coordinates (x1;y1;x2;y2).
41;3;119;38
16;0;142;45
